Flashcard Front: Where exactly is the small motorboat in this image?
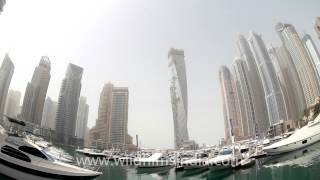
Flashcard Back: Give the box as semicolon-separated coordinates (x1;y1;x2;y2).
76;148;106;158
180;152;209;170
206;147;242;171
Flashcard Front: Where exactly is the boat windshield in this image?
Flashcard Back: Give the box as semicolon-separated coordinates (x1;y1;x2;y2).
220;149;232;155
196;153;208;158
18;146;48;160
42;150;55;161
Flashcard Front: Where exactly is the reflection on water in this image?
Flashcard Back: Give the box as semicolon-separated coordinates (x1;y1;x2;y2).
1;142;320;180
181;167;209;178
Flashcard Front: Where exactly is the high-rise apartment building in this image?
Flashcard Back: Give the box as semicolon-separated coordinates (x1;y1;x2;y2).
237;35;270;135
55;63;83;145
41;97;57;130
232;58;256;138
21;57;51;125
89;83;129;150
268;46;305;126
109;87;129;146
0;54;14;122
4;90;21;118
302;34;320;81
248;32;288;125
168;48;190;149
75;96;89;139
219;66;242;142
276;23;320;107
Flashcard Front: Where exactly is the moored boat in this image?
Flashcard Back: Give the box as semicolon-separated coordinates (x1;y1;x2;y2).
206;147;242;172
0;117;102;180
263;113;320;155
134;152;174;169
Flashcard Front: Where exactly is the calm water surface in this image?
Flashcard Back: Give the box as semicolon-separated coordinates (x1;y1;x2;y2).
1;142;320;180
96;142;320;180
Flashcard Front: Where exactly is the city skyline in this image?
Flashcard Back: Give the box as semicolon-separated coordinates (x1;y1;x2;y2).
0;0;320;148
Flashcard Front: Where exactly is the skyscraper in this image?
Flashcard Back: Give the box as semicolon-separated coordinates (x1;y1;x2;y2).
232;58;255;138
5;90;21;118
89;83;113;149
276;22;320;107
248;32;288;125
75;96;89;139
0;54;14;122
302;34;320;81
268;46;305;126
0;0;5;14
237;35;269;135
55;63;83;145
219;66;242;142
21;56;51;125
89;83;129;150
315;17;320;39
168;48;190;149
41;97;57;130
109;87;129;147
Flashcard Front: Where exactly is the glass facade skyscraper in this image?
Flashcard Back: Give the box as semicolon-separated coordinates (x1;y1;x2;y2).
55;63;83;145
268;46;305;125
237;35;270;136
0;54;14;122
276;23;320;107
75;96;89;139
219;66;242;142
248;32;288;125
168;48;189;149
21;56;51;125
4;90;21;118
41;97;57;130
232;58;256;138
302;34;320;82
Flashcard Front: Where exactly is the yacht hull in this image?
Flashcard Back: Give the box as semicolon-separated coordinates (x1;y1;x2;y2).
208;164;231;172
264;132;320;155
0;157;99;180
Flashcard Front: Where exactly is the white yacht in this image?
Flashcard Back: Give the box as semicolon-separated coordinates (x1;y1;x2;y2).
134;152;174;168
0;118;102;180
263;141;320;168
263;113;320;155
76;148;106;158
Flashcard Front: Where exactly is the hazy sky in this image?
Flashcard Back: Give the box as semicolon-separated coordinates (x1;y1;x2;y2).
0;0;319;149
